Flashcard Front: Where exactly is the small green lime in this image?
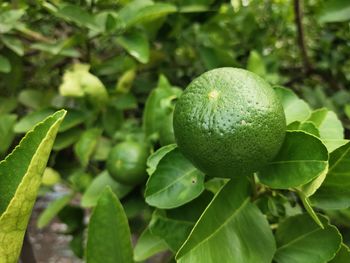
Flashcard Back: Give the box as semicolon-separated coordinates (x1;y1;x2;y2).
173;67;286;178
107;141;149;185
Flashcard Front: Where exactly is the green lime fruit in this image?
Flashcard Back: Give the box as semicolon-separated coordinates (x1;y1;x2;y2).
173;67;286;178
107;141;149;185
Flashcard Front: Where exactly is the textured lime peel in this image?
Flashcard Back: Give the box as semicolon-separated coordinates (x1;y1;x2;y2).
0;110;66;263
173;68;286;178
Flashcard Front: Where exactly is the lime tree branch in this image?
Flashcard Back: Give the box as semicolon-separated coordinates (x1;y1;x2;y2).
293;0;312;73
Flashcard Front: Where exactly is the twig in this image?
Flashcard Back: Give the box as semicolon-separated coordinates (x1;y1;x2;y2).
293;0;312;73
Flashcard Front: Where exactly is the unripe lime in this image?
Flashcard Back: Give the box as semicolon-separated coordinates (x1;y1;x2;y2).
173;68;286;178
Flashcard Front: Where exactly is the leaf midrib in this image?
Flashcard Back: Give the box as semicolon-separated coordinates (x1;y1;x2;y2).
178;198;250;258
276;227;321;252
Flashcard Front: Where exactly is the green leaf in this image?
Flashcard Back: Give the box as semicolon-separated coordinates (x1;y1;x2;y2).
258;131;328;189
146;144;177;175
14;108;56;133
81;171;133;208
37;194;73;228
308;108;346;152
18;89;53;110
145;147;205;209
274;214;342;263
247;50;266;77
86;187;133;263
330;244;350;262
143;75;182;143
176;178;276;263
0;97;17;115
0;55;11;73
120;2;177;28
1;36;24;56
117;31;150;64
53;128;83;151
0;9;25;33
287;121;320;137
274;86;311;125
134;228;168;262
318;0;350;23
0;110;66;262
311;142;350;210
57;4;99;30
74;128;102;167
0;114;17;155
59;64;108;107
59;109;87;132
150;210;193;252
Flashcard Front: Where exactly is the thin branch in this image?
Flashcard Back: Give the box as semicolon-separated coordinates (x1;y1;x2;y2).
293;0;312;73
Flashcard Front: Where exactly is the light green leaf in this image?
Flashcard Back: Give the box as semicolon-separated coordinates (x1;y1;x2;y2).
0;114;17;155
145;147;205;209
37;194;73;228
247;50;266;77
274;86;311;125
176;178;276;263
134;228;168;262
146;144;177;175
308;108;346;152
41;167;61;186
117;32;150;63
59;64;108;107
274;214;342;263
1;36;24;56
311;142;350;210
86;187;133;263
18;89;53;110
258;131;328;189
318;0;350;23
81;171;133;208
330;244;350;262
14;108;56;133
0;9;25;33
0;110;66;262
31;42;80;57
0;55;11;73
74;128;102;167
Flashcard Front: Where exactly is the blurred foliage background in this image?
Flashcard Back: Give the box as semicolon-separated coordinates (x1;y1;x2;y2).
0;0;350;261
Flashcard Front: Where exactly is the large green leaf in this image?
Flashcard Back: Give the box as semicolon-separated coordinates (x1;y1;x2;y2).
274;86;311;125
330;244;350;262
81;171;133;208
134;228;168;262
0;114;17;155
0;110;66;262
311;142;350;209
274;214;342;263
258;131;328;189
86;187;133;263
145;147;205;209
176;178;276;263
308;108;346;152
318;0;350;23
117;31;150;64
